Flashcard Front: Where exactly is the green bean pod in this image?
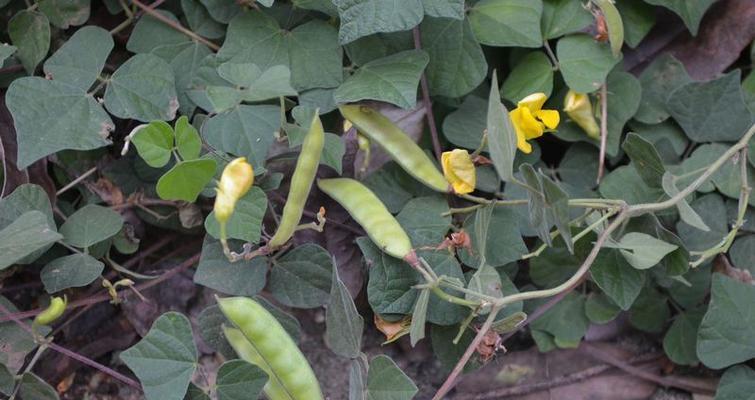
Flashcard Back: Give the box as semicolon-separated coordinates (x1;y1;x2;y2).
218;296;323;400
317;178;413;259
34;296;67;326
267;114;325;249
339;104;450;193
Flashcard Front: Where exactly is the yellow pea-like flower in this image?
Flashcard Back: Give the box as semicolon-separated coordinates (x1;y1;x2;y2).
509;93;560;154
214;157;254;225
564;90;600;140
441;149;476;194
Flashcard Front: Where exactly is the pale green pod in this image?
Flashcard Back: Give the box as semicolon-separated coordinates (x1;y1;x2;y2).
317;178;413;259
267;114;325;249
219;297;323;400
339;104;450;192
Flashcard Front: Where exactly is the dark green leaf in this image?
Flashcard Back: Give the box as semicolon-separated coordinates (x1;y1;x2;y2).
623;132;665;188
541;0;592;39
487;70;518;182
629;286;669;333
194;237;267;296
468;0;543;48
530;292;589;348
361;238;419;317
615;0;655;48
557;34;620;93
459;206;528;268
365;355;418;400
591;248;645;310
18;373;58;400
584;292;621;324
181;0;225;39
38;0;89;29
442;96;487;150
714;365;755;400
270;244;333;308
335;50;428;109
325;266;364;357
58;204;122;249
409;289;429;346
644;0;716;35
333;0;424;44
634;54;693;124
104;53;178;122
422;0;464;19
43;26;112;91
663;308;704;366
6;77;113;169
396;195;450;247
8;11;50;74
501;51;554;103
421;16;487;98
205;187;267;243
697;274;755;369
41;254;104;293
120;312;197;400
667;71;753;142
215;360;268;400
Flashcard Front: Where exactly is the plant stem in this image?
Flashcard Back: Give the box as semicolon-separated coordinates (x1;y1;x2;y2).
596;83;609;182
412;27;443;161
56;166;98;196
521;207;619;260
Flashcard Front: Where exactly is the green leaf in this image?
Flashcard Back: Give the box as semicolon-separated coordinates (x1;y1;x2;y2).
206;63;296;112
216;360;268;400
425;252;468;325
185;383;210;400
557;143;598;190
644;0;716;35
466;265;502;313
634;54;692;124
530;236;581;288
715;365;755;400
205;187;267;243
593;0;623;57
606;232;679;270
174;116;202;161
662;173;710;232
541;0;592;39
584;293;621;324
615;0;655;48
41;254;104;293
104;53;178;122
501;51;554;103
199;0;240;23
431;324;481;373
333;0;424;44
0;211;61;271
409;289;429;346
60;204;124;248
127;12;189;53
629;120;688;160
293;0;338;16
623;132;665;188
442;96;487;150
487;71;518;182
697;274;755;369
334;50;429;109
38;0;89;29
345;31;414;67
530;293;589;348
667;71;753;142
590;249;646;310
43;26;112;91
0;184;55;232
156;159;217;202
326;266;364;358
8;11;50;74
366;355;418;400
422;0;464;19
132;121;175;168
557;34;620;93
19;373;59;400
663;308;704;366
676;193;728;252
6;77;113;169
121;312;197;400
194;237;267;296
730;235;755;274
219;14;343;91
669;264;711;309
361;238;418;317
181;0;225;39
629;286;669;333
600;165;665;205
520;164;573;252
0;44;16;65
396;196;450;247
349;359;367;400
459;207;528;268
0;363;13;395
421;16;487;98
157;42;214;116
270;244;333;308
202;105;280;173
322;132;346;174
468;0;543;48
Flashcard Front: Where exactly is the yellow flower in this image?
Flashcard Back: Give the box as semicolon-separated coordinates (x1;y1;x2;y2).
214;157;254;224
563;90;600;140
442;149;476;194
509;93;560;154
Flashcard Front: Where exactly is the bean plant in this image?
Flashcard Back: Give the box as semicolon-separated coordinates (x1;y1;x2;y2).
0;0;754;399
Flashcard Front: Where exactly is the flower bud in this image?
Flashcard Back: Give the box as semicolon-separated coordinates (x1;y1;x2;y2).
441;149;476;194
214;157;254;224
564;90;600;140
34;296;67;326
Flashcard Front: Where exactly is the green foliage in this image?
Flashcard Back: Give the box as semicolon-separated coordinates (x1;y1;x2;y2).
1;1;752;397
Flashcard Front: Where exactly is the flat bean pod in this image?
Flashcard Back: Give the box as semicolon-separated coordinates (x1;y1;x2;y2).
219;296;323;400
317;177;413;259
339;104;450;193
267;114;325;249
